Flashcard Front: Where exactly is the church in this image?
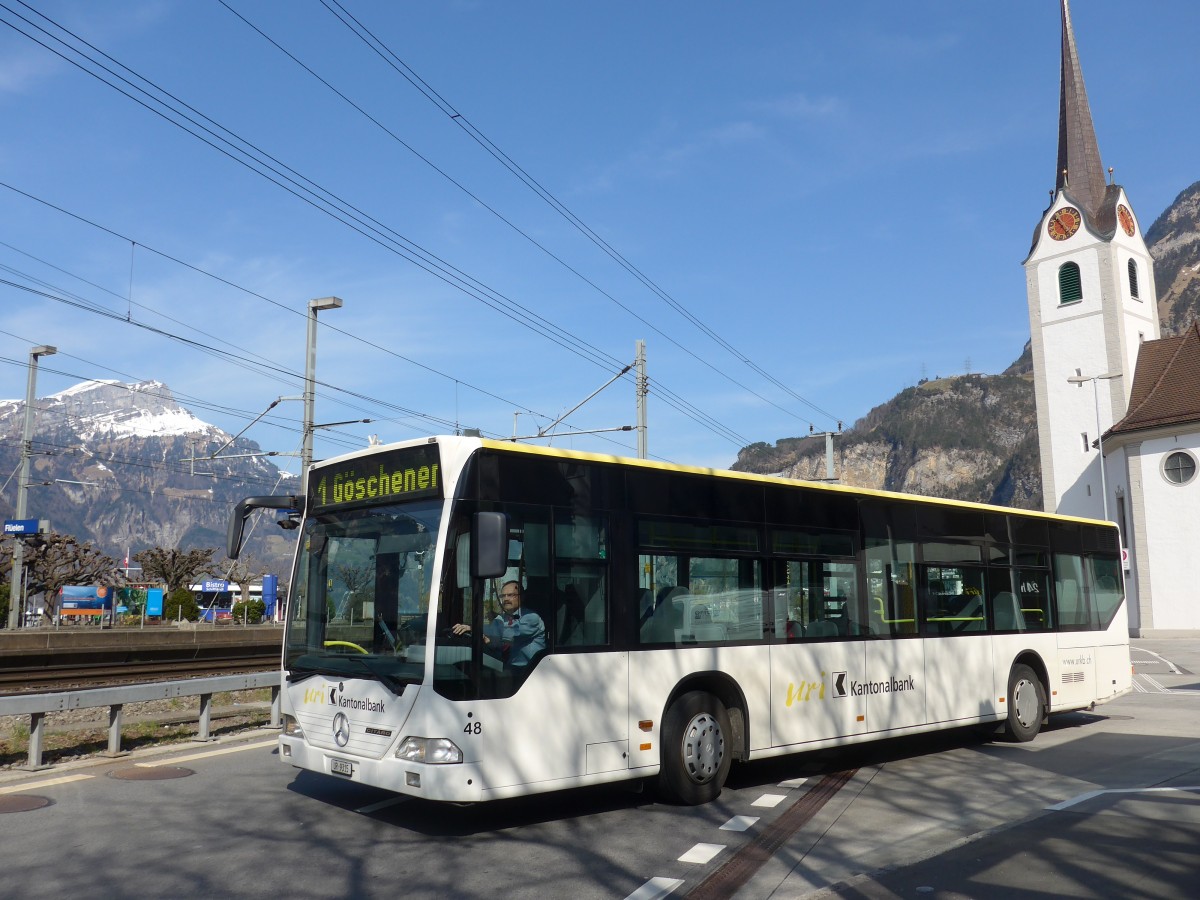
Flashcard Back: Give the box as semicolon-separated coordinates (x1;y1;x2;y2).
1024;0;1200;634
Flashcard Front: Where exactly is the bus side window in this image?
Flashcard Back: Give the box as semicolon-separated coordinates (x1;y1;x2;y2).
686;557;761;643
864;541;917;636
637;554;680;645
1013;568;1052;630
1087;556;1124;630
554;513;608;647
921;566;986;635
1054;553;1096;631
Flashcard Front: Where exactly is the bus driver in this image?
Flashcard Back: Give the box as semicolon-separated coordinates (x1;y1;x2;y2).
453;580;546;667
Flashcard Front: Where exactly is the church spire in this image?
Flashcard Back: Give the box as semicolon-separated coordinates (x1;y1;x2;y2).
1056;0;1106;218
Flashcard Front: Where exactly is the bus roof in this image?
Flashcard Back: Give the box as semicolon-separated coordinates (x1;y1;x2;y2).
310;434;1115;530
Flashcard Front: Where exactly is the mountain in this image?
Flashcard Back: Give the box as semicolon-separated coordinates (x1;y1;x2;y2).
1149;180;1200;335
0;380;299;574
733;180;1200;503
733;368;1041;507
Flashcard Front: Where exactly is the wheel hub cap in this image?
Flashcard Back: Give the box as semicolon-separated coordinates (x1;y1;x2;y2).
683;712;724;783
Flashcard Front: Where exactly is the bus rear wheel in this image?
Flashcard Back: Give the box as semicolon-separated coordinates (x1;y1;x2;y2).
659;691;732;805
1005;664;1046;742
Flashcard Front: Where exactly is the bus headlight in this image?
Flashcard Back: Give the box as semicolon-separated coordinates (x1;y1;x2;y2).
395;736;463;764
284;715;303;737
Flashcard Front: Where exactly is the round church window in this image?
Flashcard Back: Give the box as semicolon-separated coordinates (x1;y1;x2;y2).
1163;451;1197;485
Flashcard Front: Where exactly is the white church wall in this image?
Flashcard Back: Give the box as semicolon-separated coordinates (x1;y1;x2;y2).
1138;434;1200;630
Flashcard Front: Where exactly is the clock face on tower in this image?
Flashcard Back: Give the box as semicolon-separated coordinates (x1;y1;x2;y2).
1047;206;1082;241
1117;204;1136;236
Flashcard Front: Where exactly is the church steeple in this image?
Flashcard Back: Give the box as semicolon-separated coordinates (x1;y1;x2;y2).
1056;0;1106;219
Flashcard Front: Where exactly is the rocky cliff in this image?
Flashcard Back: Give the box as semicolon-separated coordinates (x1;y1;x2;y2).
1149;180;1200;336
734;179;1200;505
734;370;1041;508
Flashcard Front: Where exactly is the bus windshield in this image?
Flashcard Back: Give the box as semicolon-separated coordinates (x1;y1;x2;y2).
286;499;441;692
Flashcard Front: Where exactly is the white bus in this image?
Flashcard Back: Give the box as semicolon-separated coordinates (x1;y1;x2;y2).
228;436;1131;805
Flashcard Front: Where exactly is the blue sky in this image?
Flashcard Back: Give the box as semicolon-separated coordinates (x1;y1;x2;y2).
2;0;1197;475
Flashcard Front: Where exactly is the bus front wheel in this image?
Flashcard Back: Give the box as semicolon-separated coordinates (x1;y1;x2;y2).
659;691;732;805
1005;664;1046;742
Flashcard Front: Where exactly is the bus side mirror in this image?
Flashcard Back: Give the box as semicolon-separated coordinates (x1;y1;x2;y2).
228;495;303;559
471;512;508;579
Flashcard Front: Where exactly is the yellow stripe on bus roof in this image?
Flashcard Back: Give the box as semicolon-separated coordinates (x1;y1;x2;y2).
476;438;1113;528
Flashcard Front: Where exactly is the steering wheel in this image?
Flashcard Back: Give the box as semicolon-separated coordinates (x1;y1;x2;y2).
323;640;368;654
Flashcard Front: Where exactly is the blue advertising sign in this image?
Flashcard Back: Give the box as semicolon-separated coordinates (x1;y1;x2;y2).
4;519;39;534
262;574;278;618
146;588;164;617
201;579;229;593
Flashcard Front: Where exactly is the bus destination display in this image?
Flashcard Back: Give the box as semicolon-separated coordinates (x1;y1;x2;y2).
309;443;442;511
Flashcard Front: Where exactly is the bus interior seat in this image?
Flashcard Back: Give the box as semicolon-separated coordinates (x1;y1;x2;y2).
557;584;585;645
637;589;654;624
1057;581;1082;627
959;593;984;620
993;592;1023;631
557;582;611;646
642;586;685;643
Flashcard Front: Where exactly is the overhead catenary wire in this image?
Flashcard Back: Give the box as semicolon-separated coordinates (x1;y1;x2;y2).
0;182;751;451
315;0;843;427
0;3;755;451
221;0;823;436
0;2;623;375
0;202;534;427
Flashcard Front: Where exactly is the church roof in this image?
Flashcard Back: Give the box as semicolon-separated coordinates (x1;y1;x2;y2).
1108;322;1200;437
1056;0;1107;222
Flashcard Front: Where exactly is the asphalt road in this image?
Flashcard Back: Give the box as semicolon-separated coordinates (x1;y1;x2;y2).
0;638;1195;899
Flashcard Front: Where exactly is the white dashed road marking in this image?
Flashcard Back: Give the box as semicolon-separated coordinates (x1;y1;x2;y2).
720;815;759;832
628;775;818;899
678;842;725;864
751;792;787;808
625;877;683;899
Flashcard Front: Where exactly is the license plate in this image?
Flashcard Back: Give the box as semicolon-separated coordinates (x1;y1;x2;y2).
330;757;354;777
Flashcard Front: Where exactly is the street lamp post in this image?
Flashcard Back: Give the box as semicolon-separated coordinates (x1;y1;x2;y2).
8;344;56;630
301;297;342;490
1067;371;1122;521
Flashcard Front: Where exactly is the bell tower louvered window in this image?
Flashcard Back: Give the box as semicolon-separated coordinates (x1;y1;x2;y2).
1058;262;1083;304
1128;259;1140;300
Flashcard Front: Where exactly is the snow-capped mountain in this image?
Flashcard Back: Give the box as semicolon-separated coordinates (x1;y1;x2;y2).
43;380;218;442
0;380;298;571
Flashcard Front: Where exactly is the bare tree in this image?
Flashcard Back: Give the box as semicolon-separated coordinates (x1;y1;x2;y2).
217;555;268;603
133;547;216;593
334;562;374;597
22;534;125;620
0;536;13;584
332;561;374;621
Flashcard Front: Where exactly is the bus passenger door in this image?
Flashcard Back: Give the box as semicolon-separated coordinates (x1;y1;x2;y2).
769;558;866;749
922;565;994;724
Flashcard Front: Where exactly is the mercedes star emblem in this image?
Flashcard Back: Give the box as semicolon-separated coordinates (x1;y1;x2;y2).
333;712;350;747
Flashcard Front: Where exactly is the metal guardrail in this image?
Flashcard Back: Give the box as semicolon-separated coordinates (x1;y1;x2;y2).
0;671;281;770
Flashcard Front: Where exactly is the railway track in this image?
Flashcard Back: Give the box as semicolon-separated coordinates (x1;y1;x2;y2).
0;655;279;695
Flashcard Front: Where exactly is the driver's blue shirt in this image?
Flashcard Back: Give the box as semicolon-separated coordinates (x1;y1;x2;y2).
484;608;546;666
